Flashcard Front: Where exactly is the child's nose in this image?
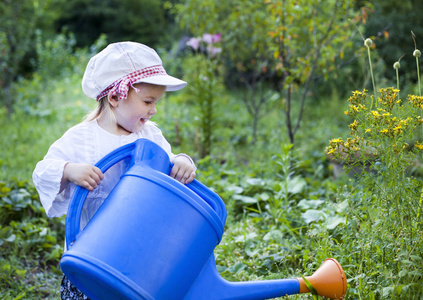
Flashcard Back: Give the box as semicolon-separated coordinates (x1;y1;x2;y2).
149;105;157;116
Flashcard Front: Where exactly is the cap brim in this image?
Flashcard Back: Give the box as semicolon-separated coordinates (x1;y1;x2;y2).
133;74;187;91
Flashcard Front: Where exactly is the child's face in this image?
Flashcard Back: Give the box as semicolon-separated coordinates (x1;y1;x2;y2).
113;83;166;134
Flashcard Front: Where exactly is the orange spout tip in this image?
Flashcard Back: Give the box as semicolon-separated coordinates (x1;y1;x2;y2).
297;258;347;300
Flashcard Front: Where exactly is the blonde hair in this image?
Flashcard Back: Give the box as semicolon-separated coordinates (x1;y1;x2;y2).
84;95;116;123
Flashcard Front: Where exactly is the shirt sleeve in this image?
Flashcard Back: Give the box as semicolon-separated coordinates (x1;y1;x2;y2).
32;123;89;218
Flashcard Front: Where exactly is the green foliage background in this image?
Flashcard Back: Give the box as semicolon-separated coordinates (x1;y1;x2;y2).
1;0;423;299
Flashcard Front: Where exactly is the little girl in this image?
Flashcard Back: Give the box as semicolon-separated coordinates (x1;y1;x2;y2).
32;41;196;299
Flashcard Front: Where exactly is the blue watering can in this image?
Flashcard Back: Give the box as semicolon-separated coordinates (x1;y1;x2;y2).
60;139;347;300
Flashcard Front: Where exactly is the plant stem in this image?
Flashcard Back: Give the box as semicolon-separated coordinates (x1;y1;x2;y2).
417;57;423;138
416;56;421;96
396;68;400;101
416;56;423;140
367;46;377;108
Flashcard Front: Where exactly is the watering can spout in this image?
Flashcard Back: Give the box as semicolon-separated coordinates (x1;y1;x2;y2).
185;256;347;300
296;258;347;299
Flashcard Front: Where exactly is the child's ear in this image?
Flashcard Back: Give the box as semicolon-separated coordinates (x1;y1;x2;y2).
107;91;119;108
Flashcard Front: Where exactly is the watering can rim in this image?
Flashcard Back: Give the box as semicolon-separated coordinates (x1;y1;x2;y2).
61;251;155;300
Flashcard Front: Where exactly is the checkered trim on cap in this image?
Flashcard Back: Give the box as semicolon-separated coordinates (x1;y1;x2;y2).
96;65;167;101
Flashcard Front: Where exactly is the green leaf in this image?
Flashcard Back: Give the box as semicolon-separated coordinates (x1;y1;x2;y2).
263;230;283;243
39;227;48;236
227;262;246;274
245;245;259;257
287;176;307;194
398;269;408;277
326;215;346;230
4;234;16;243
297;199;325;210
410;255;422;261
258;192;270;201
226;185;244;194
301;209;326;224
382;286;395;297
301;275;319;299
335;200;349;212
233;195;258;204
14;268;27;278
246;178;266;186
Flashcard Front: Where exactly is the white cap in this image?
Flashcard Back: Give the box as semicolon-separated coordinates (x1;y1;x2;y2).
82;41;187;100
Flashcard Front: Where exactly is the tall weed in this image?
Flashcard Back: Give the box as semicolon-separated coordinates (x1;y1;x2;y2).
327;87;423;297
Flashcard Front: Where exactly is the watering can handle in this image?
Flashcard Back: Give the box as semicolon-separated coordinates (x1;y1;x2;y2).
65;139;227;250
65;142;137;249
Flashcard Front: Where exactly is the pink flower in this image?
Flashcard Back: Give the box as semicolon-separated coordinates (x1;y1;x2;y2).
202;33;221;45
186;37;202;51
202;33;213;45
210;47;222;57
211;33;222;43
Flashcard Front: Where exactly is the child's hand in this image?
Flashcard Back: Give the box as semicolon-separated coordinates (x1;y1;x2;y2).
170;156;196;184
63;162;104;191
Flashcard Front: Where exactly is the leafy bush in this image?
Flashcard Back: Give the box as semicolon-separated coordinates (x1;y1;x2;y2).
0;179;64;299
326;88;423;298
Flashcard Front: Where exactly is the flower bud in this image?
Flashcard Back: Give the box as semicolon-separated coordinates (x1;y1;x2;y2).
364;38;373;48
393;61;400;69
414;49;421;57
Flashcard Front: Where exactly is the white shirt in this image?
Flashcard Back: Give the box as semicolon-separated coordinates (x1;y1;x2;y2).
32;119;183;229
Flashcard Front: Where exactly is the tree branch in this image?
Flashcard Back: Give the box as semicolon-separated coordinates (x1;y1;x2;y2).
293;0;340;135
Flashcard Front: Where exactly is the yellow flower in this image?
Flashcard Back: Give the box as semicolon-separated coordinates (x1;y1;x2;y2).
371;111;380;117
330;138;343;143
393;126;403;132
326;147;336;155
415;142;423;150
349;120;359;131
408;94;423;108
365;129;371;133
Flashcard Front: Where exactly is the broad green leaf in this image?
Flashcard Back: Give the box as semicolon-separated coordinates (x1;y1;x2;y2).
246;178;266;186
245;245;259;257
335;199;349;212
233;195;258;204
263;230;283;243
288;176;306;194
301;209;326;224
382;287;394;298
4;234;16;243
326;215;346;229
258;192;270;201
226;185;244;194
227;262;246;274
297;199;325;210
